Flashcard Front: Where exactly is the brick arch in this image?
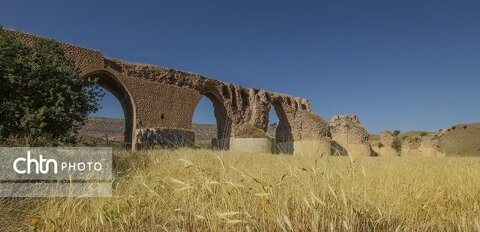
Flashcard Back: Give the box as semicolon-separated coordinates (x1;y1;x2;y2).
197;89;232;149
81;70;136;149
2;28;324;152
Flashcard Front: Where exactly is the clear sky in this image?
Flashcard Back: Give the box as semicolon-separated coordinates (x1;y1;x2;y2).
1;0;479;133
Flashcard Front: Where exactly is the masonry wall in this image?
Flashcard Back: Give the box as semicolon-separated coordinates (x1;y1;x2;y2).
108;60;317;139
119;73;201;130
1;28;330;151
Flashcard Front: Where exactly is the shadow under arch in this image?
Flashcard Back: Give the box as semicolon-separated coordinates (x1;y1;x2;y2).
81;70;136;150
270;101;294;154
196;90;232;149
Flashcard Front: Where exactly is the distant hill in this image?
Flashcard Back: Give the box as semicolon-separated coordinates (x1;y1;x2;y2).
192;123;217;141
368;122;480;157
79;117;125;142
79;117;219;144
437;122;480;156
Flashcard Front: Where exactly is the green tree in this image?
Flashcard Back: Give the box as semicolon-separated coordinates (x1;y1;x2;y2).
393;130;401;136
0;33;102;145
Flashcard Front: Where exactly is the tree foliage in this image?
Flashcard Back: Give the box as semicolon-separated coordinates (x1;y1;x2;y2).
0;33;102;145
393;130;401;136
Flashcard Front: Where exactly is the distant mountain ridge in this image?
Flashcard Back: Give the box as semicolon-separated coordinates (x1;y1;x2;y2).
79;117;219;142
79;117;125;142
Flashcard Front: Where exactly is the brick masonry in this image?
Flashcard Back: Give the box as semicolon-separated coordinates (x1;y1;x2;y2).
2;28;330;151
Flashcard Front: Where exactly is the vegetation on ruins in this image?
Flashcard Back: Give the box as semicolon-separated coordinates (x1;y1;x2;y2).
0;33;102;145
391;138;402;152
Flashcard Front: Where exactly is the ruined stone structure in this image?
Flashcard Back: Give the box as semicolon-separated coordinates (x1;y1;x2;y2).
2;28;329;152
329;114;371;156
401;134;446;157
371;131;399;157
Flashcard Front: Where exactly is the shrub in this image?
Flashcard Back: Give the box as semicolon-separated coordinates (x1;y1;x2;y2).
0;33;102;145
420;132;428;137
378;143;384;148
452;126;457;130
463;125;468;129
391;138;402;152
393;130;401;136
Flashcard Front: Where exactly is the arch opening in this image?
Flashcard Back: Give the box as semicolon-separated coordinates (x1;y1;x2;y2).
80;71;135;150
267;101;294;154
192;91;232;149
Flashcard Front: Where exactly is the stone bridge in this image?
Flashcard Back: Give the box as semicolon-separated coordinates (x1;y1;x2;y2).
2;28;332;153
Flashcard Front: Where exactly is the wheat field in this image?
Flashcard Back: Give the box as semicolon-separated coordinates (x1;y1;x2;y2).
1;149;480;231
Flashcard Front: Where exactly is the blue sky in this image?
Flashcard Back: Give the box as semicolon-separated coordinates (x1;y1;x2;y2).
1;0;479;133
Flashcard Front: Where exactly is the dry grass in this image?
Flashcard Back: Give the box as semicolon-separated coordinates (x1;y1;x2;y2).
1;149;480;231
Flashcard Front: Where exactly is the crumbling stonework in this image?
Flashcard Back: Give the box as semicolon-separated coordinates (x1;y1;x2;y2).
329;114;368;144
372;131;399;157
110;60;322;141
329;114;371;156
401;134;445;157
380;131;396;146
2;28;328;152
